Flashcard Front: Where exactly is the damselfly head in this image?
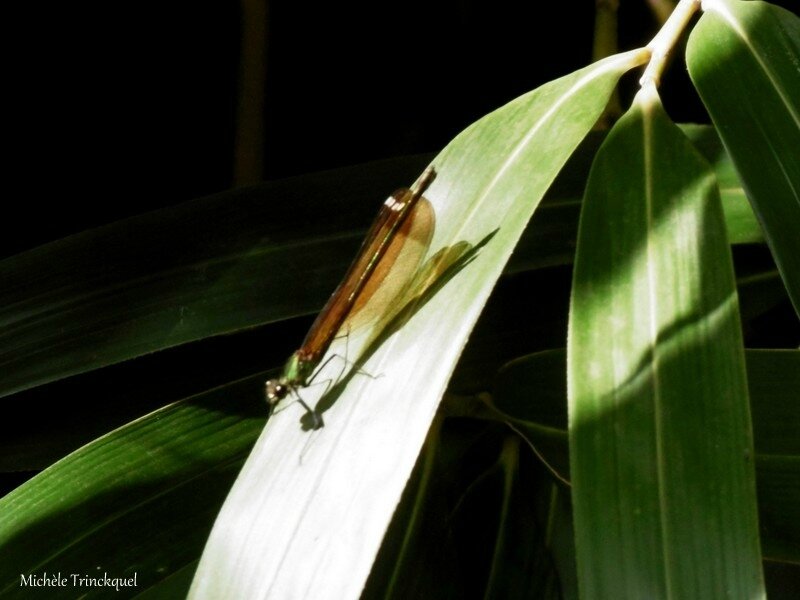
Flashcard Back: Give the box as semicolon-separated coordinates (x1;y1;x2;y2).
265;378;290;406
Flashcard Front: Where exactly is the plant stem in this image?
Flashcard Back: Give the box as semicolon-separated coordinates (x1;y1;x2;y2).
593;0;623;126
640;0;701;87
234;0;268;186
593;0;620;63
646;0;677;25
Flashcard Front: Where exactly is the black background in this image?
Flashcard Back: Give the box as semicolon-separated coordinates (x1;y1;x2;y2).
3;0;739;258
5;1;798;258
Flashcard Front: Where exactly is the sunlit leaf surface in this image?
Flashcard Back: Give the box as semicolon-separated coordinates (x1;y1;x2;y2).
568;86;763;598
190;50;649;599
687;0;800;316
494;348;800;563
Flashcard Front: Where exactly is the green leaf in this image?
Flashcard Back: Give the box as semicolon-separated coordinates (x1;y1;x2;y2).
0;375;266;598
493;348;800;563
679;124;764;245
0;125;760;402
510;123;763;274
188;50;650;599
0;158;430;399
687;0;800;316
567;86;763;597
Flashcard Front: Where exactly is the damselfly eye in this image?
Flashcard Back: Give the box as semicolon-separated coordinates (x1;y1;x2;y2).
265;380;289;404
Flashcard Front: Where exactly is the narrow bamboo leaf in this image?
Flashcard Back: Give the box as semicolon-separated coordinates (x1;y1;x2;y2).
568;87;763;597
687;0;800;316
189;50;650;599
0;157;430;400
493;348;800;562
0;125;759;401
0;376;266;598
679;124;763;245
509;124;762;274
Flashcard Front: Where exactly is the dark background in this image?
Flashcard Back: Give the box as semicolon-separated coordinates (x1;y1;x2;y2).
3;0;730;259
5;1;798;258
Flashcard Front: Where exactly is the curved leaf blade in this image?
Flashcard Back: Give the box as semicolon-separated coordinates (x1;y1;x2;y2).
0;158;429;399
568;87;763;597
0;376;267;598
687;0;800;316
493;348;800;563
189;50;649;599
